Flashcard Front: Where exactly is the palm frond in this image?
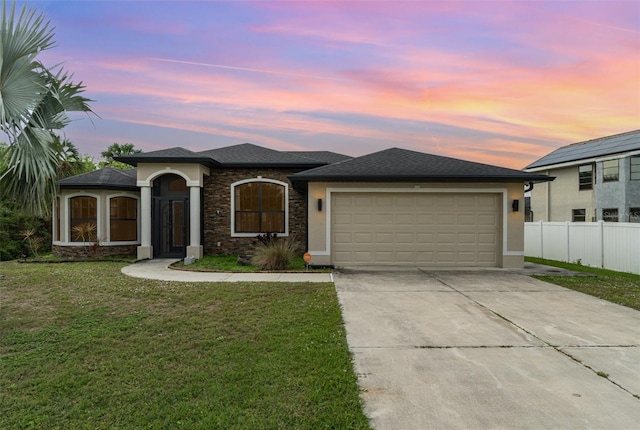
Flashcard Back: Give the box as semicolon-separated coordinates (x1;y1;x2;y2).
0;1;95;216
0;127;58;216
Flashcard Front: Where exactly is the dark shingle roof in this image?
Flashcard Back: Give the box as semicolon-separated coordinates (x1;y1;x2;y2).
285;151;352;164
116;143;333;168
197;143;325;167
58;168;138;190
116;147;214;167
289;148;551;184
525;130;640;170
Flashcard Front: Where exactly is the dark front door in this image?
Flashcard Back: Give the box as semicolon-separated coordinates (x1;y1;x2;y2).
154;197;189;258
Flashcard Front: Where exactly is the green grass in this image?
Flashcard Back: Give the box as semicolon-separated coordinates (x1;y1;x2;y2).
526;257;640;311
174;254;330;273
0;261;370;429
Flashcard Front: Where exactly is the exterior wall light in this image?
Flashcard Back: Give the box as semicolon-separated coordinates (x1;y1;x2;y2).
317;198;323;211
512;199;520;212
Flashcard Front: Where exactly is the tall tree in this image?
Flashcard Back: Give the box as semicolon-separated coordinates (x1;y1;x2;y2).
99;142;142;169
53;136;96;178
0;0;93;216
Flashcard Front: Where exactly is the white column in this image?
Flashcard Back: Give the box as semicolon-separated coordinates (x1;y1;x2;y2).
187;186;203;259
137;186;153;260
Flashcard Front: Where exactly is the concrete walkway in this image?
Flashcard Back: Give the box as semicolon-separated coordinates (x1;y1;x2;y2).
334;268;640;429
121;258;333;283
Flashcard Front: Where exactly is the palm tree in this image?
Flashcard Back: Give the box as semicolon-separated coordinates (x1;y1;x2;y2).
99;143;142;169
0;0;93;216
53;136;96;179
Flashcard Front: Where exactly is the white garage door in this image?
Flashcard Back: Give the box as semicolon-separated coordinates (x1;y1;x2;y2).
332;193;501;267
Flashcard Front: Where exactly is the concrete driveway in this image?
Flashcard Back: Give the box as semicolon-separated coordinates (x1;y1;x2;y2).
334;269;640;429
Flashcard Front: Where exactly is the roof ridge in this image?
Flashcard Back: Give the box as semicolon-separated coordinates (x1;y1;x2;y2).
563;129;640;149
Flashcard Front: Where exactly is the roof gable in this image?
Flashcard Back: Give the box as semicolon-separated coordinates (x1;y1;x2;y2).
198;143;325;167
116;147;212;167
58;168;138;190
289;148;550;183
526;130;640;170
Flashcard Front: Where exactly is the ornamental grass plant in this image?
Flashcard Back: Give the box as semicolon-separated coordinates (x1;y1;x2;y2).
251;237;299;271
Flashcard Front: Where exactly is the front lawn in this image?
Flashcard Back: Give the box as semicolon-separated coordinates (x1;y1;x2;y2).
526;257;640;311
0;261;370;429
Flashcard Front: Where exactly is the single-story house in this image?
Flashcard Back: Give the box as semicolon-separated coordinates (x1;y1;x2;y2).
54;143;550;268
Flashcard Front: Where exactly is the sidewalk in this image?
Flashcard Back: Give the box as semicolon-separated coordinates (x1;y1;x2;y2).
121;258;334;283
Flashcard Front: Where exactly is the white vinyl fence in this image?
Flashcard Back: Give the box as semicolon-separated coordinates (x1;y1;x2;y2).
524;221;640;275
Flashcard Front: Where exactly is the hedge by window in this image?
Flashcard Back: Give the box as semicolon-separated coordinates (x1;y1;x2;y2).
70;196;97;241
234;181;286;234
110;197;137;241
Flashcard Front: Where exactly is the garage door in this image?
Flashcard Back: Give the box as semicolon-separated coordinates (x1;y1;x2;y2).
332;193;501;266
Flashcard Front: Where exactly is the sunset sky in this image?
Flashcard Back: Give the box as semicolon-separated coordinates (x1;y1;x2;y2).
23;0;640;169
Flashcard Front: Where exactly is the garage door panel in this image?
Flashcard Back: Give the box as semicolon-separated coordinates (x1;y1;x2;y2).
478;233;498;244
396;214;414;224
416;232;435;242
416;197;435;207
334;213;352;225
375;214;394;224
478;195;500;208
374;232;394;244
456;195;477;207
334;232;352;244
396;233;414;244
458;233;476;244
478;214;498;226
354;232;373;243
481;253;498;262
332;193;501;266
416;214;435;225
457;214;477;225
437;233;455;244
436;214;456;225
436;196;455;207
353;213;373;224
354;196;375;206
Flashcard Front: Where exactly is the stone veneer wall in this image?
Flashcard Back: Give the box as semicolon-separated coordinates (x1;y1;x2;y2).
203;168;307;256
52;244;137;259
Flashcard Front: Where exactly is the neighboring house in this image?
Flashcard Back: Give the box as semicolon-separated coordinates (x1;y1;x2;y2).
524;130;640;223
54;143;549;268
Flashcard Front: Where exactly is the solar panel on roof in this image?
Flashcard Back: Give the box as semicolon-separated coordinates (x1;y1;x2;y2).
526;130;640;169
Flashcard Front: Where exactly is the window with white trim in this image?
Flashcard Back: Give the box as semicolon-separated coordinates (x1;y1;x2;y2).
70;196;97;241
109;196;138;241
232;180;287;234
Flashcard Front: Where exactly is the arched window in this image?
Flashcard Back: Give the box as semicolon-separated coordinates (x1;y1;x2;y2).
110;197;138;241
232;180;287;235
70;196;97;242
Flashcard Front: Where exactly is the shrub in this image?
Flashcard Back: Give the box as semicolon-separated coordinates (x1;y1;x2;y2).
251;237;299;271
21;228;44;259
0;202;51;260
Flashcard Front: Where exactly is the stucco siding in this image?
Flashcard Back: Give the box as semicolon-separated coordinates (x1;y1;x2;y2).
529;166;595;221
